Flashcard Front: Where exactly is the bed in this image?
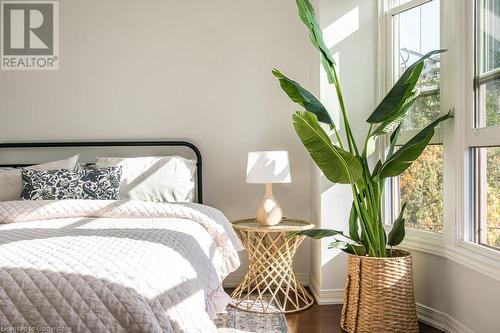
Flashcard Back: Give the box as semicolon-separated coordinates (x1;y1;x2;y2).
0;141;243;333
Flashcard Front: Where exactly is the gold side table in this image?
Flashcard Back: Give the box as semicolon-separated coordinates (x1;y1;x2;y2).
230;218;315;313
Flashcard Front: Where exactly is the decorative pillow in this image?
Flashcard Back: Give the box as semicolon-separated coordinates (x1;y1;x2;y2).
0;155;79;201
79;166;122;200
20;166;122;200
21;169;81;200
95;156;196;202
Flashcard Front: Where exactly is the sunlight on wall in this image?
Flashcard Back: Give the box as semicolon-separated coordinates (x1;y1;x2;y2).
320;7;360;137
322;7;359;49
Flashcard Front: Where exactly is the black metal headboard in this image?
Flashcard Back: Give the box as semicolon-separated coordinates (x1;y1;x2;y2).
0;141;203;204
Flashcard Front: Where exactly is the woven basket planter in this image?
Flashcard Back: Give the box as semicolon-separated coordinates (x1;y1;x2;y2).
340;250;418;333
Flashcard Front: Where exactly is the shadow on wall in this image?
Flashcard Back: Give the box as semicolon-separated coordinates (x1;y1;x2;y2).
313;2;365;284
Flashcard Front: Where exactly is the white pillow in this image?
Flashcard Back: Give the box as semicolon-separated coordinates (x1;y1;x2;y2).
95;156;196;202
0;155;79;202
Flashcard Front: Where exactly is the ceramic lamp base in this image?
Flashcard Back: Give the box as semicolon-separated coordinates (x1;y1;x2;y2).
256;183;283;226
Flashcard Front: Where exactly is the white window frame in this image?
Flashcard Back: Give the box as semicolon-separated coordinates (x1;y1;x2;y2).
378;0;500;282
380;0;445;242
470;0;500;249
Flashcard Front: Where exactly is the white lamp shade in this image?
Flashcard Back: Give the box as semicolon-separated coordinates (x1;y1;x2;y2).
246;151;291;184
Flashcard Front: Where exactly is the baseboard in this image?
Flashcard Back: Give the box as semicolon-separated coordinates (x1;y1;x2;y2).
416;303;474;333
308;276;344;304
224;275;473;332
307;279;473;333
222;272;310;288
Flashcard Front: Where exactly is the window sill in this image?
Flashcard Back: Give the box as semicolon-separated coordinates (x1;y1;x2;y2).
385;225;445;255
400;228;445;256
384;225;500;281
446;241;500;282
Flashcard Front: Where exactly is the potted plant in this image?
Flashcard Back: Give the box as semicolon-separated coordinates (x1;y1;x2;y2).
273;1;453;332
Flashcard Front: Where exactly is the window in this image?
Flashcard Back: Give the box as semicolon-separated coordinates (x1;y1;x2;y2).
379;0;500;278
398;145;444;232
393;0;441;131
389;0;443;232
474;147;500;248
475;0;500;127
472;0;500;250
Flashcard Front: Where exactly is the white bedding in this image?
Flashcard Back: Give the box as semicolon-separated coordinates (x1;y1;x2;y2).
0;200;243;333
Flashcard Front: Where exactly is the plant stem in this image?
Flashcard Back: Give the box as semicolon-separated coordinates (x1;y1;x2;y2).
352;185;378;256
363;124;374;159
330;124;345;151
331;65;360;157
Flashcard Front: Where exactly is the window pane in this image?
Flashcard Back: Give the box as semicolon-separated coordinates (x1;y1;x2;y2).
402;92;440;130
399;145;444;232
477;0;500;74
476;0;500;127
476;147;500;248
393;0;440;130
482;80;500;127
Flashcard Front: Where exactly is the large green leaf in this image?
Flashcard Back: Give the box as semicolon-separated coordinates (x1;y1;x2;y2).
387;122;403;158
272;69;333;124
290;229;343;239
348;202;360;242
293;111;362;183
378;111;453;178
371;92;418;137
364;136;377;157
328;240;366;256
372;160;383;177
295;0;336;83
387;203;407;246
367;49;446;126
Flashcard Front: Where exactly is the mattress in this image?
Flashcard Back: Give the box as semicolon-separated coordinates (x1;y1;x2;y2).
0;200;243;333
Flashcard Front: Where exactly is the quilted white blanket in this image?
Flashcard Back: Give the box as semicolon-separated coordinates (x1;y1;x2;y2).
0;200;243;333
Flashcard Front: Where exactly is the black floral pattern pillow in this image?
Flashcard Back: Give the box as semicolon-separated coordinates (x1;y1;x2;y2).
21;166;122;200
21;169;81;200
79;166;122;200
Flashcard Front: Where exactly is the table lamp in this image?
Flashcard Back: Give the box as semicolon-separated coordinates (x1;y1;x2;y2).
246;151;291;226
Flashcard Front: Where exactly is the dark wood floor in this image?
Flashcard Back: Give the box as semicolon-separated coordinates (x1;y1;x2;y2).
225;288;442;332
285;303;443;333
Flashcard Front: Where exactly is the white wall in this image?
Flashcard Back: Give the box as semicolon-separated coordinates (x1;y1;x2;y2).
313;1;500;332
411;250;500;333
0;0;313;280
